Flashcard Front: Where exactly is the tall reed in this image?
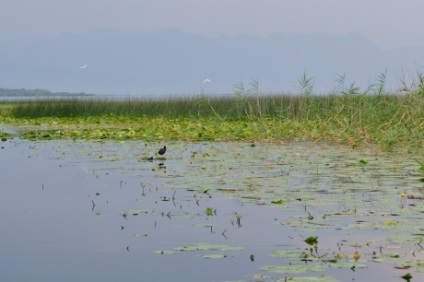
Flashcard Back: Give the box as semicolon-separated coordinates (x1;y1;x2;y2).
2;74;423;151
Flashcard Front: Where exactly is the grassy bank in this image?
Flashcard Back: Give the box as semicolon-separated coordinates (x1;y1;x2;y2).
1;92;423;153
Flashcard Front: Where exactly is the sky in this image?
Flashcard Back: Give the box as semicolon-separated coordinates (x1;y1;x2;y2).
1;0;424;49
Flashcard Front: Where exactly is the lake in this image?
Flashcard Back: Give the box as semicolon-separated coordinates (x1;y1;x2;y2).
1;139;423;281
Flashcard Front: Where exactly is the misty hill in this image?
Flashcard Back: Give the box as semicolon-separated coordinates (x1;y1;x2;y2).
0;29;423;96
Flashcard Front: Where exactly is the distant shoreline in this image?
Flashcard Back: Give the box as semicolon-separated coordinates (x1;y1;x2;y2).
0;88;95;97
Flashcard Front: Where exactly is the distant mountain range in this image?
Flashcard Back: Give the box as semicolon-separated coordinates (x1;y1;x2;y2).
0;29;423;96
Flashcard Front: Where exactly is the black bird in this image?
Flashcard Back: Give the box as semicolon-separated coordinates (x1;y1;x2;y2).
158;146;166;155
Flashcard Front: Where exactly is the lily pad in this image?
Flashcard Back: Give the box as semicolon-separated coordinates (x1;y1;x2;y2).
271;199;284;204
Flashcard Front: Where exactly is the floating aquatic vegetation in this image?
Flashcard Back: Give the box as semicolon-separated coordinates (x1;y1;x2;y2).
279;275;338;282
304;236;318;246
271;199;284;204
401;272;413;281
259;263;327;274
121;209;155;217
205;207;215;216
4;139;424;281
174;243;245;252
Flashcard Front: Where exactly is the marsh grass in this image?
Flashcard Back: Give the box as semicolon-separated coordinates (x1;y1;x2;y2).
1;80;423;152
8;93;420;121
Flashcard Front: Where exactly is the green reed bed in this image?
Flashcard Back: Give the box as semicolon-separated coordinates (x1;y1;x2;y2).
1;93;423;153
5;94;418;119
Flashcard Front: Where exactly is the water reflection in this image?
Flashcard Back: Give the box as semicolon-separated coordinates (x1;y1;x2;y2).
0;139;423;281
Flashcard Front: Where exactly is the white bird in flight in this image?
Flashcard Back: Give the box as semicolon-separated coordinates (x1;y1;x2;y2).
203;78;211;83
79;64;87;69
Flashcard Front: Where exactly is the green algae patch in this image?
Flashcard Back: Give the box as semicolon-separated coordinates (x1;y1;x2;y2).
2;112;421;153
2;116;296;143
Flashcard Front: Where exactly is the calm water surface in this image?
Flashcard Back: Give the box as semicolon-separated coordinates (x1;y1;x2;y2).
1;139;423;281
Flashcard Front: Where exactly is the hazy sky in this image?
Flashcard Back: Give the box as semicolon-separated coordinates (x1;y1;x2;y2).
1;0;424;49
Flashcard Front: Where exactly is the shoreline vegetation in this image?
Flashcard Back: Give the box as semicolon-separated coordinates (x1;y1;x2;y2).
0;77;423;154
